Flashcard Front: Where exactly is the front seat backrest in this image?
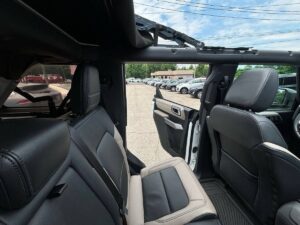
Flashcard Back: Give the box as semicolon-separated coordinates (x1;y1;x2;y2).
207;69;300;224
70;64;130;208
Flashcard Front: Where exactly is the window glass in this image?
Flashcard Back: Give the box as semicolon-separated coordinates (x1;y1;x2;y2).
4;64;76;108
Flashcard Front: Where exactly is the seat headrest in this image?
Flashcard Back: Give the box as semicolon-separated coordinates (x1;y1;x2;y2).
225;68;279;112
0;119;69;210
71;64;101;115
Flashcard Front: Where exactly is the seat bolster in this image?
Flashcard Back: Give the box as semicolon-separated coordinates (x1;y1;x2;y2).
141;157;217;225
114;126;131;181
128;175;144;225
141;157;183;177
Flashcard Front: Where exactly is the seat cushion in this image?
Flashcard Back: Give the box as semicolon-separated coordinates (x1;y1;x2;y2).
128;157;217;225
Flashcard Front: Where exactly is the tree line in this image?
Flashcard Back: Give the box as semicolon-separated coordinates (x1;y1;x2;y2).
125;64;209;78
26;64;73;79
235;65;295;77
126;64;295;79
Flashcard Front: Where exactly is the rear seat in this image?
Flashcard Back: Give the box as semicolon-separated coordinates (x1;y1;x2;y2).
0;119;123;225
0;64;218;225
69;64;217;225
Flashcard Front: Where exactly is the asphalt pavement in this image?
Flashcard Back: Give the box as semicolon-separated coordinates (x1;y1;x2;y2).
126;84;200;165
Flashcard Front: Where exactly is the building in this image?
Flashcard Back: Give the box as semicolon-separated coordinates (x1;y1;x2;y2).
151;70;194;79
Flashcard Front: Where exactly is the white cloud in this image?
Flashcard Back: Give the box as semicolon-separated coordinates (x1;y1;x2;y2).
134;0;211;37
134;0;300;50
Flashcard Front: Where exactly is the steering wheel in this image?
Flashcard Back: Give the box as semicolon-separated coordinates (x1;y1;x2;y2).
293;106;300;138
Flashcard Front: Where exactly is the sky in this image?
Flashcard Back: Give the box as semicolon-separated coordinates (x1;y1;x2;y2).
133;0;300;50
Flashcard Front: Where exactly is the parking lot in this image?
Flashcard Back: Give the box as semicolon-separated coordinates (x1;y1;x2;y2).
126;84;200;165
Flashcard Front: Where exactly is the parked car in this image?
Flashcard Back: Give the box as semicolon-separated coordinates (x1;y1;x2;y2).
153;79;163;87
166;78;193;91
189;87;203;99
155;79;169;88
4;83;63;107
126;78;143;83
143;78;151;84
146;79;155;85
126;78;135;83
279;73;296;89
160;79;175;89
176;78;205;94
149;79;161;86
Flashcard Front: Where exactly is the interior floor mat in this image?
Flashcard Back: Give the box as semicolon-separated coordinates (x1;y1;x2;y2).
201;179;261;225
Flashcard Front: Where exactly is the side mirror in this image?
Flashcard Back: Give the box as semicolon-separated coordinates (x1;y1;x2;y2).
272;88;287;106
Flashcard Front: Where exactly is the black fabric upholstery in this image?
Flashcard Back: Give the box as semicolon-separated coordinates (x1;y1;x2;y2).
225;69;278;112
0;119;122;225
0;119;69;210
142;167;189;222
71;64;101;115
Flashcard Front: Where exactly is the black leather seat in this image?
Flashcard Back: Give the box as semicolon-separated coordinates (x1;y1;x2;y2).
69;64;218;225
0;118;123;225
207;69;300;224
0;64;220;225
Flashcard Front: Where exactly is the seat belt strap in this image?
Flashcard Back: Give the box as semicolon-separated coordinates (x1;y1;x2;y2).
70;128;127;225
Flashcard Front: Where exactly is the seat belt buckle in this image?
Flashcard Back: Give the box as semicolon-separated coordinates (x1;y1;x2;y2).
47;183;68;199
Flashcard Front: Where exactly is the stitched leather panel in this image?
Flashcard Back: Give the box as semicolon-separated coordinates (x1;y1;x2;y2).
0;119;69;210
142;167;189;222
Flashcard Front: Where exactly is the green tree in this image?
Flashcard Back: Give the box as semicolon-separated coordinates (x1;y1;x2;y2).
188;65;194;70
276;65;296;74
126;64;177;78
125;64;147;78
147;64;177;74
235;65;296;78
235;65;252;78
259;65;295;74
195;64;209;77
146;64;162;75
160;64;177;71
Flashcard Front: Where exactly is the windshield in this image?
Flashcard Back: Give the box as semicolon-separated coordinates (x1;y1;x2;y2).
134;0;300;50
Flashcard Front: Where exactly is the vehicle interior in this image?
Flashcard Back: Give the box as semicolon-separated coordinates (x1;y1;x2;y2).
1;0;300;225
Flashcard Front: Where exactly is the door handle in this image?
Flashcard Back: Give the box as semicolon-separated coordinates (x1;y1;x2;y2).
171;105;181;116
164;118;183;130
